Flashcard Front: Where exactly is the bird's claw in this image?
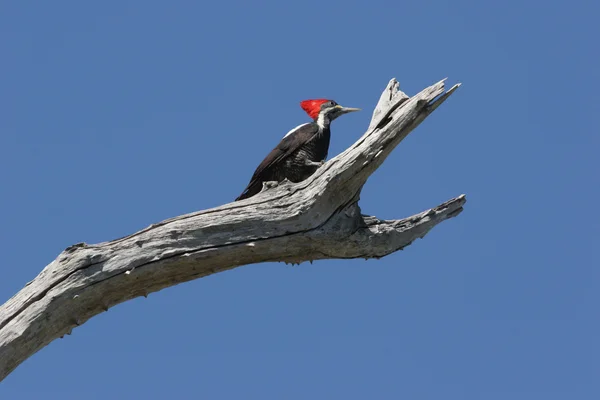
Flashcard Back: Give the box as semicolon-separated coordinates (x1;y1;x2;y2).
263;181;279;189
305;160;325;168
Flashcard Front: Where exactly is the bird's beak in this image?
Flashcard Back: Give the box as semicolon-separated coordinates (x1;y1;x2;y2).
336;105;361;114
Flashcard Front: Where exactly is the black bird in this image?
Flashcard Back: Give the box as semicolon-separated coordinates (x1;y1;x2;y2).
236;99;360;201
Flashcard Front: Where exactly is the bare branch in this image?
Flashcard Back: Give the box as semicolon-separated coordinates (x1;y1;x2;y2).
0;78;463;382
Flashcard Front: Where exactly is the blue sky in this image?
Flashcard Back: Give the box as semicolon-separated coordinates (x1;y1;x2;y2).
1;0;598;398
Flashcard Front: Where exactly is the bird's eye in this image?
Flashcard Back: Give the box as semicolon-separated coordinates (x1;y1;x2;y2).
330;101;336;107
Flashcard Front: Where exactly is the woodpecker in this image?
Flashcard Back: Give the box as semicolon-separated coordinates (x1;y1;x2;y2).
235;99;360;201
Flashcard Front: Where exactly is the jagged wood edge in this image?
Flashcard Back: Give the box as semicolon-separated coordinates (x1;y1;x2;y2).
0;78;463;382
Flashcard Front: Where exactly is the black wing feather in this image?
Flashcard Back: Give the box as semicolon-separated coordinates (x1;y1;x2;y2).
236;123;319;200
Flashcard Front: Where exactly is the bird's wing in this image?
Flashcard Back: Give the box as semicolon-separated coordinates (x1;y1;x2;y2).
237;123;319;199
251;123;319;179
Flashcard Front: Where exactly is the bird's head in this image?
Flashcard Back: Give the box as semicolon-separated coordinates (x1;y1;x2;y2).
300;99;360;122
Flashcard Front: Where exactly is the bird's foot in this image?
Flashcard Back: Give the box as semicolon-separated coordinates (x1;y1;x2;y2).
262;181;280;190
305;160;325;168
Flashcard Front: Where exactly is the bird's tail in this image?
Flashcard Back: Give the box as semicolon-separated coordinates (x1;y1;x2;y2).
235;183;260;201
235;192;249;201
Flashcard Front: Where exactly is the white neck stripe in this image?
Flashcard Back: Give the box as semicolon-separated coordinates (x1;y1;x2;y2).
317;113;327;130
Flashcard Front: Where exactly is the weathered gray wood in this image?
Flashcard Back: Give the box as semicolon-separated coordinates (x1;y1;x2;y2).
0;78;463;382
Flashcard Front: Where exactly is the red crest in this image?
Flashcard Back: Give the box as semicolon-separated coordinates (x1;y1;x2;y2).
300;99;330;119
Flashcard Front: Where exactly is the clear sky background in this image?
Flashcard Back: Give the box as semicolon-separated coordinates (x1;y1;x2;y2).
1;1;598;398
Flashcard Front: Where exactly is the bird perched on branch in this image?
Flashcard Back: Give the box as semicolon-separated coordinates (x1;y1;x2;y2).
236;99;360;201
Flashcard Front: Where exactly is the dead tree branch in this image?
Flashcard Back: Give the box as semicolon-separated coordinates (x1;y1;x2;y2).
0;78;464;381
